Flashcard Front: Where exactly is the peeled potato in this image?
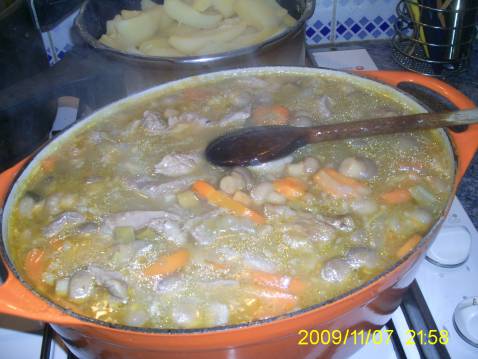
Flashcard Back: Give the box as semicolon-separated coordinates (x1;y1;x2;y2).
141;0;158;10
139;37;184;56
169;20;246;54
233;0;286;30
121;10;142;20
100;0;296;57
114;11;160;46
211;0;235;18
105;15;121;36
192;0;212;12
164;0;222;29
145;5;175;32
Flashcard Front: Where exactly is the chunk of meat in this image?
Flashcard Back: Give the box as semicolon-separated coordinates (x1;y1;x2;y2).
77;222;99;234
279;211;337;243
148;218;187;245
206;302;229;326
339;157;377;180
318;214;356;232
43;212;85;238
229;91;252;107
101;210;181;234
154;152;202;177
168;112;212;129
188;213;256;245
88;265;128;302
351;199;378;215
69;270;95;300
219;108;251;127
141;111;167;135
321;258;352;282
154;275;186;293
126;176;203;200
243;253;278;273
297;220;336;242
172;300;201;328
124;308;148;326
345;247;379;269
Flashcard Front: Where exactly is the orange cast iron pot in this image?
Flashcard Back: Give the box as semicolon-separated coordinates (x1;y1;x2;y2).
0;68;477;359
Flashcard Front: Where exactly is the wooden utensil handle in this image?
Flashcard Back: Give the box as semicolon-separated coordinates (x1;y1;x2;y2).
308;108;478;143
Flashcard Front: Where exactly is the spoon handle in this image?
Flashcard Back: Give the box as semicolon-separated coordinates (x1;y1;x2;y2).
307;108;478;143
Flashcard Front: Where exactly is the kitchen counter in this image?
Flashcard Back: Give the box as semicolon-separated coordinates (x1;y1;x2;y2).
309;40;478;228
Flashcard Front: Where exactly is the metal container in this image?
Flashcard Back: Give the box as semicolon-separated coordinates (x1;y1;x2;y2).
392;0;478;77
74;0;315;92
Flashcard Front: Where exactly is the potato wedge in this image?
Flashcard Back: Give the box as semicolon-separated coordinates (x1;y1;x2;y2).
212;0;235;18
114;11;160;46
141;0;158;10
169;20;246;54
164;0;222;29
145;5;176;31
139;37;184;57
121;10;142;20
192;0;212;12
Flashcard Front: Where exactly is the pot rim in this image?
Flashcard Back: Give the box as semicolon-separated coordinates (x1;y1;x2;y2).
74;0;316;65
0;66;457;334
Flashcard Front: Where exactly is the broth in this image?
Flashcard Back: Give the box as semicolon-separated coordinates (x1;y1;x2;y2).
8;71;453;329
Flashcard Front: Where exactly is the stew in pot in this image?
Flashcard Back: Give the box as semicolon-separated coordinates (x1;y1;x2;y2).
8;71;454;329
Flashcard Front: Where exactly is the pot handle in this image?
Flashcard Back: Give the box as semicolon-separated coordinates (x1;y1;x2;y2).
359;71;477;181
0;161;83;327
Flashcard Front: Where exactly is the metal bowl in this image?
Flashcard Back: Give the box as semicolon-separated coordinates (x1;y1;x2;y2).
75;0;315;67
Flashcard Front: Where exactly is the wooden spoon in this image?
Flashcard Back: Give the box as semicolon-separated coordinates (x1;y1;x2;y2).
206;108;478;167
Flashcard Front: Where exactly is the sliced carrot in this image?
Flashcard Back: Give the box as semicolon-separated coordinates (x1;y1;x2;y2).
143;248;190;277
251;286;298;319
205;259;228;271
313;168;369;199
251;105;290;125
41;155;58;172
397;234;422;258
273;177;307;199
24;248;46;285
246;270;306;296
192;181;266;224
380;188;412;204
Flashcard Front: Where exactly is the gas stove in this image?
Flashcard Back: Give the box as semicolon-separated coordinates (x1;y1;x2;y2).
1;197;476;358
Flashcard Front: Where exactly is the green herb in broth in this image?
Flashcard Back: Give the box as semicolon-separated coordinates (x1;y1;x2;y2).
8;72;453;329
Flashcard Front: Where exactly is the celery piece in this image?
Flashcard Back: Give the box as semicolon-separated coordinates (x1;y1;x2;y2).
113;226;136;243
409;185;439;207
136;227;158;241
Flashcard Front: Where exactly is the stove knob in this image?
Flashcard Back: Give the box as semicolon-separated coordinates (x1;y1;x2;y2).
453;297;478;347
426;226;471;267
